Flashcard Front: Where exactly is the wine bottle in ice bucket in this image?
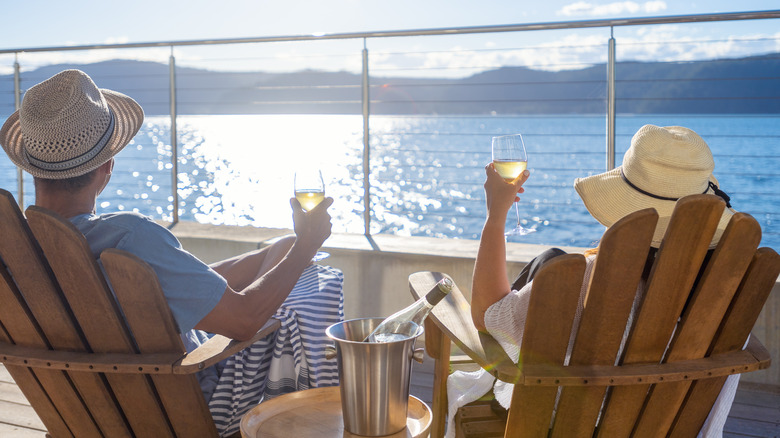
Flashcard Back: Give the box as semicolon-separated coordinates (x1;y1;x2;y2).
365;277;453;343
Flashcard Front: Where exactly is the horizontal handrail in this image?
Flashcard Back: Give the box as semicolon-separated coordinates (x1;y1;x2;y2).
2;10;779;55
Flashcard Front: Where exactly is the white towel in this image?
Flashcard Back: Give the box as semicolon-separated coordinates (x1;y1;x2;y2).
445;369;496;438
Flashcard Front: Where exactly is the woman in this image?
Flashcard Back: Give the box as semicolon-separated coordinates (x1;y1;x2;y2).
450;124;738;438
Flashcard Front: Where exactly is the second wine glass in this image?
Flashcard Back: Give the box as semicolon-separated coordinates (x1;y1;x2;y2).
491;133;536;236
294;168;330;261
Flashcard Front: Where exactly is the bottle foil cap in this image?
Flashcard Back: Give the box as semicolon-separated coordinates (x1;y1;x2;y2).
425;277;452;306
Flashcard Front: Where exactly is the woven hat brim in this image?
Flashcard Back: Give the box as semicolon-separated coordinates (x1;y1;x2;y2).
574;167;734;248
0;89;144;179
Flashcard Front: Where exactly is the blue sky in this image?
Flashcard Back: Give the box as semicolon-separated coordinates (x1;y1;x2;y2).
1;1;778;75
1;0;777;46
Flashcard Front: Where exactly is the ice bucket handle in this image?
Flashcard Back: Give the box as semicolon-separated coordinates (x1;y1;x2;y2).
324;343;423;363
325;344;337;360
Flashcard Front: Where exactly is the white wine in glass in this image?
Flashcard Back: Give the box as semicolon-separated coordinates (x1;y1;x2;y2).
492;134;536;236
294;168;330;261
295;190;326;212
294;169;325;211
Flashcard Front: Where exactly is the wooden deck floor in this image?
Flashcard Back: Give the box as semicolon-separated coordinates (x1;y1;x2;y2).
2;362;779;437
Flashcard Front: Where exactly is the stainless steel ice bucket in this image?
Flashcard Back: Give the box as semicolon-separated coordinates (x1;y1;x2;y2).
326;317;424;436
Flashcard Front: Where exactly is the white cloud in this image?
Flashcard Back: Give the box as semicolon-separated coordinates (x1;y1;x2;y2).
615;27;780;63
103;37;131;45
557;1;667;17
643;1;667;13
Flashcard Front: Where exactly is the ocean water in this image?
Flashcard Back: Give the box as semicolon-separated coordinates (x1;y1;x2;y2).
2;114;778;250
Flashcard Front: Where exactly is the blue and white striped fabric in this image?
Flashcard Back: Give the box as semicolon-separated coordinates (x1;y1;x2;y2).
207;263;344;436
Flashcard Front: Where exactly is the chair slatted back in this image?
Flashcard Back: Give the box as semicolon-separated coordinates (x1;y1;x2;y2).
0;189;130;437
516;194;774;437
0;189;218;437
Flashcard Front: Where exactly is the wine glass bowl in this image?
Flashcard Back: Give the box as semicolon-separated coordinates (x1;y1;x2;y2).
491;134;536;236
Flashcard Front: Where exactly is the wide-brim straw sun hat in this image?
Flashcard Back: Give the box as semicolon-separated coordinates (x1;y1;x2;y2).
574;124;735;248
0;69;144;179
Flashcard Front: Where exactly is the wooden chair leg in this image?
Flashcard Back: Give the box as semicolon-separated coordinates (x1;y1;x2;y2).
425;318;450;438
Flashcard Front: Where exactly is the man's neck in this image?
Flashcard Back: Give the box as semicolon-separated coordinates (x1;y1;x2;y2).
35;191;97;218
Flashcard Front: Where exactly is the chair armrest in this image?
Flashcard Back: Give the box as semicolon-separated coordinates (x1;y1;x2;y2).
174;317;281;374
409;271;516;379
0;318;281;375
517;334;771;387
0;343;182;374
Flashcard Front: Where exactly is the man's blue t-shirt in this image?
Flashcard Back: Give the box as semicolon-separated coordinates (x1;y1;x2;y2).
70;212;227;334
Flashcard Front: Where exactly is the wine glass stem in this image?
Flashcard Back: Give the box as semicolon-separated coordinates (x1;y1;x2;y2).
514;202;521;228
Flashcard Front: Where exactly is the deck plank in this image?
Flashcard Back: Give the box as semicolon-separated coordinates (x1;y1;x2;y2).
0;397;47;432
0;422;47;438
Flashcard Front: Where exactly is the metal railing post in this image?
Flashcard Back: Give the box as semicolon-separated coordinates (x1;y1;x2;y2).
362;39;371;237
169;48;179;224
13;57;23;208
606;27;616;171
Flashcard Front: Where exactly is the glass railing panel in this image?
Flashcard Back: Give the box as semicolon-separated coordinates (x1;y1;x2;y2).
364;31;612;247
167;41;366;231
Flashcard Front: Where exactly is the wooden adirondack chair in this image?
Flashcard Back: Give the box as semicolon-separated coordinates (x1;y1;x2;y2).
0;188;280;437
410;194;779;438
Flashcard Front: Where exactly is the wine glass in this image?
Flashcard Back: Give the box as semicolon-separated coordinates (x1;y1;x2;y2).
492;134;536;236
293;168;330;262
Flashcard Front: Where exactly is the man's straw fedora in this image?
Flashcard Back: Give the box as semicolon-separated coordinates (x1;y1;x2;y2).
0;69;144;179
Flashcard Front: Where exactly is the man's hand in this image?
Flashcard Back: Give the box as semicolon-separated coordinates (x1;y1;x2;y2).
291;197;334;255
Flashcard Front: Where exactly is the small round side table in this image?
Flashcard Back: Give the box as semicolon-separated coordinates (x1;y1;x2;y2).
240;386;432;438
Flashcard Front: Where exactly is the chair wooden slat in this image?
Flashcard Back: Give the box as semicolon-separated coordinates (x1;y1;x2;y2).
669;246;780;437
551;209;657;438
101;249;219;437
632;212;761;436
509;254;585;437
597;195;725;436
0;190;129;437
26;206;175;438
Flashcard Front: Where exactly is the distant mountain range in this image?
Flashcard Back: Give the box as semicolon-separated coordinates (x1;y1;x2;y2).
2;54;778;115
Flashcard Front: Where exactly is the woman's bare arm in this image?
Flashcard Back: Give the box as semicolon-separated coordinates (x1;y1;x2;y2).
471;163;530;331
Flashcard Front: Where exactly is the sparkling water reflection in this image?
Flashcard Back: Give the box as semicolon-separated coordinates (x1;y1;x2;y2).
2;114;777;249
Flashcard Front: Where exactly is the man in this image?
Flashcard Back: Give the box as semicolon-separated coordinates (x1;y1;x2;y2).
0;69;338;435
